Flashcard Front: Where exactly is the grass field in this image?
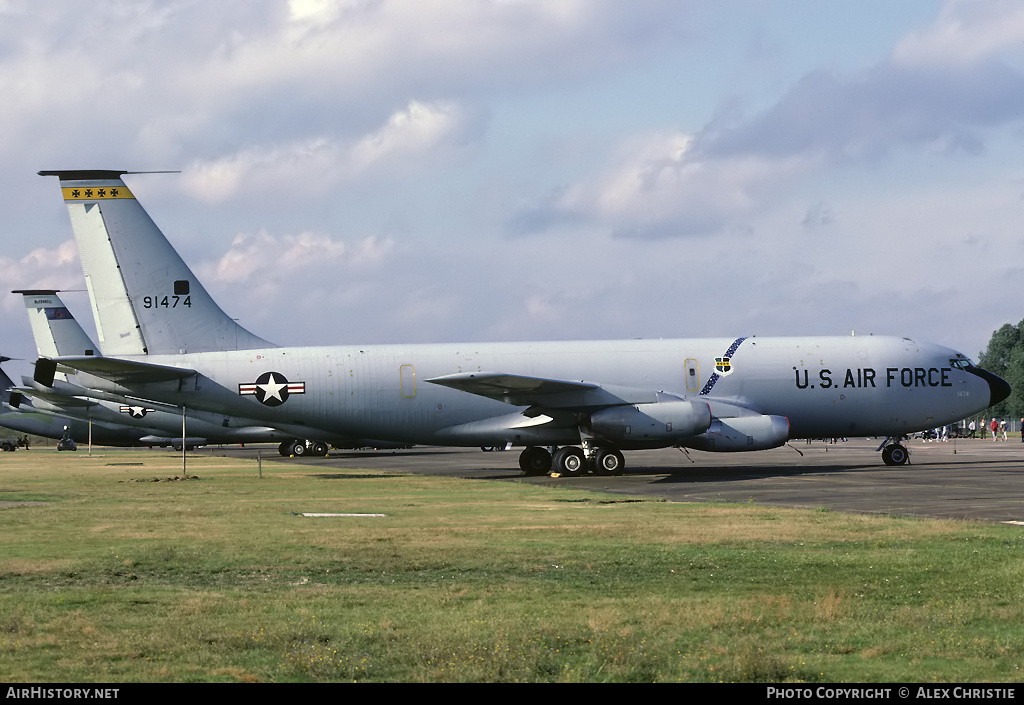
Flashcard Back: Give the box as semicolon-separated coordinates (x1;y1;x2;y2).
1;447;1022;683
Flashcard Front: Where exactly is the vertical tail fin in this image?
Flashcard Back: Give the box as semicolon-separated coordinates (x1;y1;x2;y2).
0;357;15;392
14;290;97;359
38;170;276;355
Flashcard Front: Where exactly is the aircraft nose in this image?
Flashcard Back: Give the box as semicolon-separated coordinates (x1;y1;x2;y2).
967;366;1011;407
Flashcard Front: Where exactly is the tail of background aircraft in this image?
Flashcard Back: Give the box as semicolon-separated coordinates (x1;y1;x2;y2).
14;290;97;359
0;356;25;411
0;357;15;393
38;171;276;355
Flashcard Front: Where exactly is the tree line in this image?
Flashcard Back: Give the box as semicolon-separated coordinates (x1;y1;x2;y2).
978;320;1024;420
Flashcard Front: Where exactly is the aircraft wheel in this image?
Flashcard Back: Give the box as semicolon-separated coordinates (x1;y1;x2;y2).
882;443;909;466
594;449;625;476
519;446;551;475
552;446;586;476
887;443;909;466
311;441;329;456
290;440;308;456
279;441;292;457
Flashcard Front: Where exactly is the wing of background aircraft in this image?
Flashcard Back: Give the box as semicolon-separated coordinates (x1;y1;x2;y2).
33;355;196;387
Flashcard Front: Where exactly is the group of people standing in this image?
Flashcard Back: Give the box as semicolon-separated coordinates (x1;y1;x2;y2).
966;418;1021;441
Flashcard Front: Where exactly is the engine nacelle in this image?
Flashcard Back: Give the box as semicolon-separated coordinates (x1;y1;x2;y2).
684;414;790;452
589;400;712;446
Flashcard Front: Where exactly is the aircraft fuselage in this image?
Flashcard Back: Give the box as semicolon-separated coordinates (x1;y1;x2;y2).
67;334;1000;448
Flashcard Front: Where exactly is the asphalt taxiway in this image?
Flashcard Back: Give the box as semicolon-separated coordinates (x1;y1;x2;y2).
203;437;1024;524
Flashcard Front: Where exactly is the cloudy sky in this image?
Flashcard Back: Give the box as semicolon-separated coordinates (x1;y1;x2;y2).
2;0;1023;374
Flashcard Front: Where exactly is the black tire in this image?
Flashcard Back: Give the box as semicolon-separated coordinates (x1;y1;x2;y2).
291;440;307;456
311;441;329;456
519;447;551;475
887;443;909;466
594;449;625;476
552;446;586;476
279;441;292;457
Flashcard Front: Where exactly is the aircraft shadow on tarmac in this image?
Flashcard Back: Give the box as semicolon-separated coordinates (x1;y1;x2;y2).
311;450;453;460
627;455;1020;485
640;463;889;484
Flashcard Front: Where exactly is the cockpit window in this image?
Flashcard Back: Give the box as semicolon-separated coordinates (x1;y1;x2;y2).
949;354;972;370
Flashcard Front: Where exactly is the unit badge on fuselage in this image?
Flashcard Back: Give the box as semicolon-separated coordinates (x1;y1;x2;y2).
239;372;306;407
715;357;733;374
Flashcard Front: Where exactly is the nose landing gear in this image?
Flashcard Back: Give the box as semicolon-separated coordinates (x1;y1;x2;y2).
878;437;910;466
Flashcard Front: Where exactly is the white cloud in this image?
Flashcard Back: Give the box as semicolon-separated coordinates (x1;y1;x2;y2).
351;100;474;172
204;230;393;286
0;240;83;315
515;131;817;238
893;0;1024;67
183;138;339;204
182;99;477;203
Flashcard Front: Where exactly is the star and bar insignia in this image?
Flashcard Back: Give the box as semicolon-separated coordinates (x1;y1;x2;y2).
239;371;306;406
120;405;155;418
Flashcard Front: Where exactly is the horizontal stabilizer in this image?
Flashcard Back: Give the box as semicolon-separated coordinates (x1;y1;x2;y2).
36;356;195;385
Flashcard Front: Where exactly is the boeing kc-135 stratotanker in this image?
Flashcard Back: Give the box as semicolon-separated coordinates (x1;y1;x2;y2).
29;170;1010;474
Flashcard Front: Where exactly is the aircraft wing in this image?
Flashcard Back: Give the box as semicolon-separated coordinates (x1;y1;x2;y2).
14;387;98;409
35;356;196;386
425;372;665;410
427;372;596;399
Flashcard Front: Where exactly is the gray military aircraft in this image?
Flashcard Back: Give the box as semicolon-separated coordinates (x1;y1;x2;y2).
32;170;1010;474
13;289;299;450
13;288;398;456
0;356;152;447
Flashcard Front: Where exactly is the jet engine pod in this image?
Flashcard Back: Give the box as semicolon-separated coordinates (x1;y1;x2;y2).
684;414;790;452
589;400;712;447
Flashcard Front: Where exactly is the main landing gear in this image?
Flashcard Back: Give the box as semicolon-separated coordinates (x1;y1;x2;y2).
518;445;626;477
878;437;910;466
279;439;330;457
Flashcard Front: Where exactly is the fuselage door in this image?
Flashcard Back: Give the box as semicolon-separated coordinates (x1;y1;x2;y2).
685;358;700;392
400;364;416;398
